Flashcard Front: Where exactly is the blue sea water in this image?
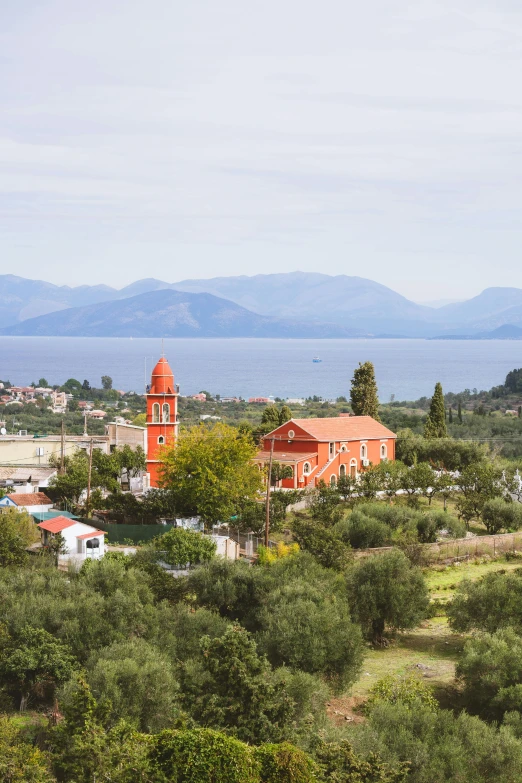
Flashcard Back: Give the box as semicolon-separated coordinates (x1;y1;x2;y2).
0;337;521;401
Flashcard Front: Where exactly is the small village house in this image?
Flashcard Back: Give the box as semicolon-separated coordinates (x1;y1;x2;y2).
0;491;54;514
37;516;106;564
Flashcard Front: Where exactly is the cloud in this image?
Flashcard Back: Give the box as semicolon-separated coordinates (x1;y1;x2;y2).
1;0;522;300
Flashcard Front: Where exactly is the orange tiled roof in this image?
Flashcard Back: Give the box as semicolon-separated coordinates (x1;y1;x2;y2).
6;492;53;507
37;516;76;533
76;529;106;540
272;416;396;441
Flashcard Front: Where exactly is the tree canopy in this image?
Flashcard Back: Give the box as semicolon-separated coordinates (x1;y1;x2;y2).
350;361;380;420
158;422;263;523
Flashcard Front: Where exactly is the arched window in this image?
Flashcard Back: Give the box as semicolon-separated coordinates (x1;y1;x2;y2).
350;458;357;478
303;462;311;476
360;443;367;460
339;464;346;477
152;403;160;423
330;474;337;487
162;403;170;423
340;444;347;453
286;466;294;478
380;443;387;460
158;436;165;445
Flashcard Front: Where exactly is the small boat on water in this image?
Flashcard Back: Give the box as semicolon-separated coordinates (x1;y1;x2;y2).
312;357;322;363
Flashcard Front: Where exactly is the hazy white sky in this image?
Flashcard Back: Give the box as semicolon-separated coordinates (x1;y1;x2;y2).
2;0;522;300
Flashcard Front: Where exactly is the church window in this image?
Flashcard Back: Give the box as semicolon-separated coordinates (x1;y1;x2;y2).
158;436;165;445
152;403;160;423
162;403;170;422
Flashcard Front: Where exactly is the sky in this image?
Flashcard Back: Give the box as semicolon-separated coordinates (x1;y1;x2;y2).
2;0;522;302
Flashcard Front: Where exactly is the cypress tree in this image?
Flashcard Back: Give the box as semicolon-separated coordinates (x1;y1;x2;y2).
457;401;463;424
424;382;447;439
350;361;380;421
448;406;453;424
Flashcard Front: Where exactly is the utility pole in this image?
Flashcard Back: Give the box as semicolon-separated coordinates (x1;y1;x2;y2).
264;437;275;548
60;419;65;474
86;438;93;518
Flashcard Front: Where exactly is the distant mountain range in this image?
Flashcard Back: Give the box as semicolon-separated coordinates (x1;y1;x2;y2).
2;272;522;339
0;289;365;338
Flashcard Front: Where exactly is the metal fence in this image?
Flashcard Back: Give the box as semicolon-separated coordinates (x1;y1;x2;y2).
94;522;176;544
356;531;522;564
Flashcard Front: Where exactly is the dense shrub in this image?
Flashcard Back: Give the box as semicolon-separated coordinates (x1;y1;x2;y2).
448;569;522;634
254;742;316;783
482;498;522;534
353;699;522;783
151;729;260;783
456;628;522;720
336;512;392;549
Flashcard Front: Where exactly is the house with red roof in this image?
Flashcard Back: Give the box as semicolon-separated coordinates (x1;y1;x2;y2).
0;492;54;514
254;415;396;489
37;516;106;563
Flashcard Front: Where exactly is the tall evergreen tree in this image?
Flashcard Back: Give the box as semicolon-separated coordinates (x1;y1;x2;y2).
457;401;463;424
448;406;453;424
424;382;447;439
350;362;380;421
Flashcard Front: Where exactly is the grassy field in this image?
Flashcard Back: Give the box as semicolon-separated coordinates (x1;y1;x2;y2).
329;555;522;723
426;558;522;602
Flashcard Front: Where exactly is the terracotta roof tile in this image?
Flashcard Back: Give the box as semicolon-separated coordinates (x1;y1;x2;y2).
5;492;53;507
38;517;76;533
76;530;106;540
269;416;396;441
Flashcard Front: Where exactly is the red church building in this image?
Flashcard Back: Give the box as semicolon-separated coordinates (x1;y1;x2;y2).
254;415;396;489
146;357;179;488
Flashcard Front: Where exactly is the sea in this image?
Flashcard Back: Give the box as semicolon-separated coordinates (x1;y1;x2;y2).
0;337;521;402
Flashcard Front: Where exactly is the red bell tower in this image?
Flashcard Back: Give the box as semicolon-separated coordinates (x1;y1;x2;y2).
146;356;179;488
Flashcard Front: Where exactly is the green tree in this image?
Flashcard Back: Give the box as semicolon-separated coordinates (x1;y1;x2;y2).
424;382;447;439
482;497;522;533
152;527;216;568
448;569;522;635
0;508;38;567
455;461;504;526
101;375;113;390
79;638;179;732
256;580;363;691
159;423;263;523
37;377;49;388
0;715;55;783
456;628;522;720
279;405;292;424
458;401;463;423
306;481;343;526
350;361;380;420
346;550;429;643
292;518;352;570
181;625;293;744
357;698;522;783
261;405;280;428
1;626;76;710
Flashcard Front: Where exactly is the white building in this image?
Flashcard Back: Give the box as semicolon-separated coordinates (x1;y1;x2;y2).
37;516;106;565
0;467;57;493
0;492;54;514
